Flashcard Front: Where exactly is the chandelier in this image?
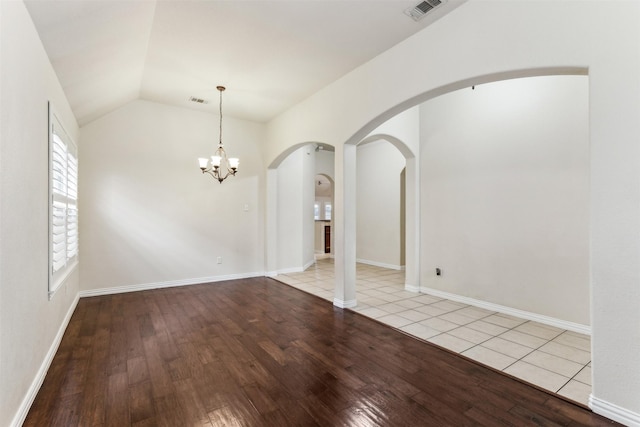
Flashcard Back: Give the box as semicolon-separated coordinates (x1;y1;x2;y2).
198;86;239;183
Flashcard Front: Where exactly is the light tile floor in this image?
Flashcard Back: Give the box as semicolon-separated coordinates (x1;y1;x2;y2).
275;258;592;406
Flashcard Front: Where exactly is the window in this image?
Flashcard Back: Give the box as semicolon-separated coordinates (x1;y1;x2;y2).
314;200;332;221
324;202;332;221
49;105;78;297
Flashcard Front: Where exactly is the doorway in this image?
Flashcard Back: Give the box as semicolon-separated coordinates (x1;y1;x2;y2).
314;173;334;259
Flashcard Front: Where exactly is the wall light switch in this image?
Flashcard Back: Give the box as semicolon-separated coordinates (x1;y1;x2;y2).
243;203;249;212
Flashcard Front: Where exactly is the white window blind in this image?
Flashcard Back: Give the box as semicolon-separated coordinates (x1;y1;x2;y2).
49;106;78;297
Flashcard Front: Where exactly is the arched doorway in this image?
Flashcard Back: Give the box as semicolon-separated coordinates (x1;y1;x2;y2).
333;107;421;308
314;173;334;259
265;142;335;276
332;75;591;406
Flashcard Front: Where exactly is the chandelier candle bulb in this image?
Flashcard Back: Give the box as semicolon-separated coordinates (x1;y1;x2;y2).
229;158;239;169
198;158;208;169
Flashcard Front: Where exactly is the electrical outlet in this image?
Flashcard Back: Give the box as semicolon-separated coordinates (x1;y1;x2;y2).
217;257;222;264
436;268;442;276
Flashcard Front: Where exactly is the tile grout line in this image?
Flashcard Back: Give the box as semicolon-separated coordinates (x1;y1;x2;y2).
285;260;592;404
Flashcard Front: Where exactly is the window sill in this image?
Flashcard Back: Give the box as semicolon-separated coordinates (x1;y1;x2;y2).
49;260;78;300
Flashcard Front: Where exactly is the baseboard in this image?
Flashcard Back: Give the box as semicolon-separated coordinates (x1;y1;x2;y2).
333;298;357;308
276;259;315;276
10;292;80;427
303;258;315;271
356;258;405;271
405;283;420;293
418;286;591;335
277;266;304;275
590;395;640;426
265;270;279;277
78;271;265;298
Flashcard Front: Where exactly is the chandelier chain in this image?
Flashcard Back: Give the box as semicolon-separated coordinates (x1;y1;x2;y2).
218;86;223;146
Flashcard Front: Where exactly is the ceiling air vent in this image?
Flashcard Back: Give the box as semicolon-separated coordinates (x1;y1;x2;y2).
404;0;445;21
189;96;209;104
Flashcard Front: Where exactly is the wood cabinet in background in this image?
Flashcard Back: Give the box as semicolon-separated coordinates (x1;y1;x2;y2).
324;225;331;253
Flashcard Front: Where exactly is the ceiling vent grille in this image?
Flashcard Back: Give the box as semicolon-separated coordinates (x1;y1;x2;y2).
189;96;209;104
404;0;445;21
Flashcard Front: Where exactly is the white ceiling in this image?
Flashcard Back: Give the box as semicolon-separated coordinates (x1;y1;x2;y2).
24;0;465;126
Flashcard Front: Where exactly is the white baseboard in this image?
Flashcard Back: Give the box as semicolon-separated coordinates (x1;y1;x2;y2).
11;293;80;427
590;395;640;426
78;271;265;298
303;258;315;271
405;283;420;293
356;258;405;271
277;266;304;275
265;270;279;277
276;259;316;276
418;286;591;335
333;298;357;308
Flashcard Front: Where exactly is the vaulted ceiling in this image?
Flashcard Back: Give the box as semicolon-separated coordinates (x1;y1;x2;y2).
24;0;464;126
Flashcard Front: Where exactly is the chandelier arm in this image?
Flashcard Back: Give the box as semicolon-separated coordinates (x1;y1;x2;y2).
201;167;227;183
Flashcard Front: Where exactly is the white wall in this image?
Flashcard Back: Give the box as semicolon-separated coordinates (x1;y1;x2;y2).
362;107;420;287
265;1;640;421
315;149;335;178
276;145;315;272
356;140;405;269
0;2;80;425
276;148;303;271
420;75;589;325
79;100;265;292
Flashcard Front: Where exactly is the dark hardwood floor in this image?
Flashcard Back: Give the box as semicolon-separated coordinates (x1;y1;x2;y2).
25;277;618;426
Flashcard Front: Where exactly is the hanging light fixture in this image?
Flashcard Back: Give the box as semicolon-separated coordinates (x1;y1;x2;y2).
198;86;239;183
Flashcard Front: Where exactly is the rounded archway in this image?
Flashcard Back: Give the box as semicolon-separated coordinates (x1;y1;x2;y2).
313;173;334;259
261;2;640;420
265;142;335;276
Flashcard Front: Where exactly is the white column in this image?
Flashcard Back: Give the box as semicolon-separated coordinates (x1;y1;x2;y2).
404;156;420;292
333;143;357;308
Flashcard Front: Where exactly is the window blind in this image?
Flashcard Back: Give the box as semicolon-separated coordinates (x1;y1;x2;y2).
49;106;78;297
